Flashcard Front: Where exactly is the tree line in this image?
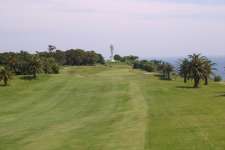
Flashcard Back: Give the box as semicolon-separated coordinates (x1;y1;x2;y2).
39;47;105;66
0;45;105;86
115;53;220;88
114;54;139;64
0;48;223;88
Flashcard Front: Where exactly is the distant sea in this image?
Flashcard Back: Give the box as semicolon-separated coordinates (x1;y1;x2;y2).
146;56;225;80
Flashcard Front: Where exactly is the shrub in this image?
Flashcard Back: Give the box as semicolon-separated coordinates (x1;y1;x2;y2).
51;64;60;74
42;57;59;74
144;64;155;72
214;75;222;82
133;61;140;69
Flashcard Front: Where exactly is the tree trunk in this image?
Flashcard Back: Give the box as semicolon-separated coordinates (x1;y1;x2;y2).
4;78;7;86
33;71;36;78
194;77;200;88
184;74;187;83
163;71;166;79
168;72;170;80
204;76;208;85
184;77;187;83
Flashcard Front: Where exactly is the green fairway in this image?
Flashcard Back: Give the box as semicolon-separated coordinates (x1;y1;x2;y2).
0;65;225;150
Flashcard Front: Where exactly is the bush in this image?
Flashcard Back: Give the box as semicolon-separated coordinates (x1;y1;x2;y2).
133;62;140;69
214;75;222;82
42;57;59;74
144;64;155;72
51;64;60;74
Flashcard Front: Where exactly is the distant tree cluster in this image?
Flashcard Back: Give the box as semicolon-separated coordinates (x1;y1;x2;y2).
39;49;105;66
0;51;59;79
131;53;217;88
178;53;215;88
158;62;174;80
133;60;155;72
133;59;174;80
0;46;105;85
114;54;138;64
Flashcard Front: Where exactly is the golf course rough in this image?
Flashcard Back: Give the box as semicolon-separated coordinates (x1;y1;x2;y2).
0;65;225;150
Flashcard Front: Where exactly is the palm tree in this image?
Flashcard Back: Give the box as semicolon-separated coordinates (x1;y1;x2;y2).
0;67;10;86
165;63;174;80
158;62;174;80
202;59;216;85
157;62;166;79
188;54;207;88
178;58;190;83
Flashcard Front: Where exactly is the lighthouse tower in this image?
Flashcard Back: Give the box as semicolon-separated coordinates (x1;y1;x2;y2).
110;44;115;62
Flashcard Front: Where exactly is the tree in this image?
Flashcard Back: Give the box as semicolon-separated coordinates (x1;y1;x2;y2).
42;57;59;74
133;60;156;72
214;75;222;82
30;55;42;78
0;67;10;86
158;62;174;80
178;58;190;83
144;63;155;72
202;59;216;85
165;63;174;80
7;55;17;72
48;45;56;53
121;55;139;64
64;49;103;66
53;50;66;65
114;54;122;61
188;54;207;88
96;54;105;64
178;54;215;87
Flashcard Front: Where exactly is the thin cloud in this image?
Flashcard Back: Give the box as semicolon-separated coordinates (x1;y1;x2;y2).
0;0;225;57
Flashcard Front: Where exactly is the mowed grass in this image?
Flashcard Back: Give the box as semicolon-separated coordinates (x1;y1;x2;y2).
0;65;225;150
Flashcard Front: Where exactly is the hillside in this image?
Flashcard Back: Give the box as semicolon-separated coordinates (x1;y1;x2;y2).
0;65;225;150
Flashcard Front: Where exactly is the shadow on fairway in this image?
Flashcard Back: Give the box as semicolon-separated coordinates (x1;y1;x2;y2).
215;92;225;97
154;74;161;78
154;74;172;81
20;76;35;80
176;86;194;89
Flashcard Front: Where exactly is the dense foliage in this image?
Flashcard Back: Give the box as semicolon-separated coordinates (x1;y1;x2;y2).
39;48;105;66
0;51;58;77
114;54;138;64
0;46;105;82
0;67;10;86
133;59;174;80
214;75;222;82
133;60;156;72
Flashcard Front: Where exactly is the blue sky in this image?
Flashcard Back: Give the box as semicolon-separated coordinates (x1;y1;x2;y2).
0;0;225;57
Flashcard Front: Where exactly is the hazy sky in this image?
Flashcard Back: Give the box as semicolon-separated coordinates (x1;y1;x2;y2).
0;0;225;57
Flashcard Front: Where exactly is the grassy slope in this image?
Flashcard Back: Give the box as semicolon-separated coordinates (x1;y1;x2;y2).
0;65;225;150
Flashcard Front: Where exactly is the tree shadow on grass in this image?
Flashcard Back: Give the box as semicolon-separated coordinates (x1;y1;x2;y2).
154;74;161;78
20;76;35;80
154;74;172;81
176;86;194;89
215;92;225;97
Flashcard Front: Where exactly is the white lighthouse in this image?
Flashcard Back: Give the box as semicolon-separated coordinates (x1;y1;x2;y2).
110;44;115;62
